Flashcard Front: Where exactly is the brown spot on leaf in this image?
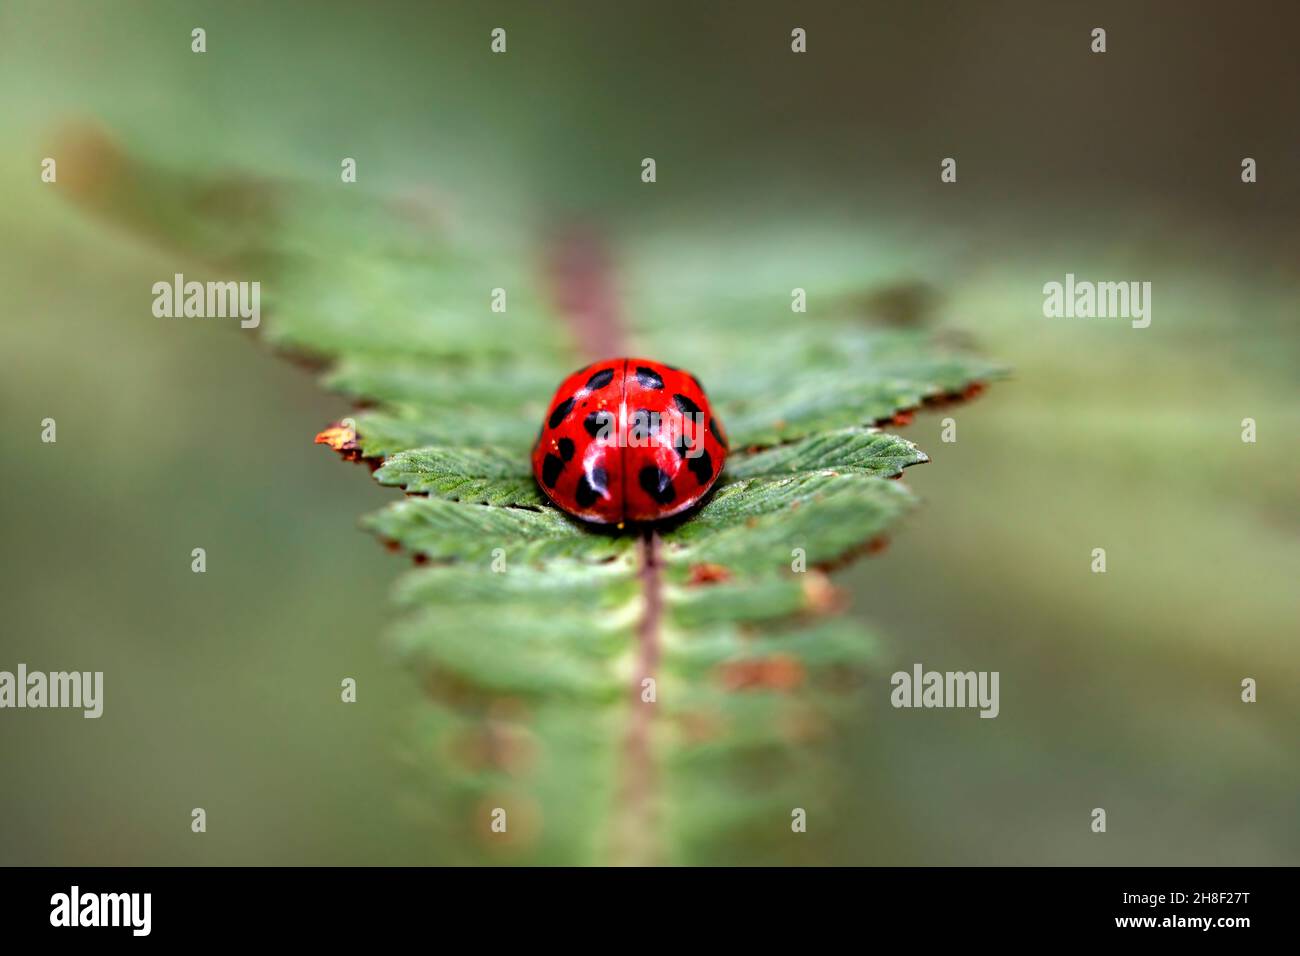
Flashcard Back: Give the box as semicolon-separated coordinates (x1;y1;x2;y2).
687;563;732;586
316;419;382;470
813;535;889;573
801;571;845;614
276;346;332;373
448;721;538;777
779;703;830;745
873;381;989;432
488;698;533;724
47;123;122;203
924;381;986;407
676;709;726;745
315;420;359;453
719;654;806;692
424;671;496;711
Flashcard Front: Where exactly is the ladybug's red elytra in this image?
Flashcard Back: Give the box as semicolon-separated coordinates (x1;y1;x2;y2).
531;358;728;524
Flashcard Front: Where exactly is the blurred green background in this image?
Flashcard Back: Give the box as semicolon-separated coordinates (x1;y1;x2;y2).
1;0;1296;864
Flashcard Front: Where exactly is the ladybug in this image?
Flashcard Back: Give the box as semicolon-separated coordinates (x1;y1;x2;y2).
532;358;728;524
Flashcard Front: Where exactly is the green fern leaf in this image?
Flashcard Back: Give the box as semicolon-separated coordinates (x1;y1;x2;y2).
59;131;1003;865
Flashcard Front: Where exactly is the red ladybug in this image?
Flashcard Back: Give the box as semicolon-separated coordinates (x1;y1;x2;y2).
532;358;728;524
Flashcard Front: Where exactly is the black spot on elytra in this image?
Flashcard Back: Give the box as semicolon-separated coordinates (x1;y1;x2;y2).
635;366;664;390
690;375;708;396
639;465;676;505
709;416;727;448
673;393;701;417
575;466;608;508
548;396;575;429
541;453;564;488
688;450;714;485
557;437;575;461
584;410;614;439
585;368;614;390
